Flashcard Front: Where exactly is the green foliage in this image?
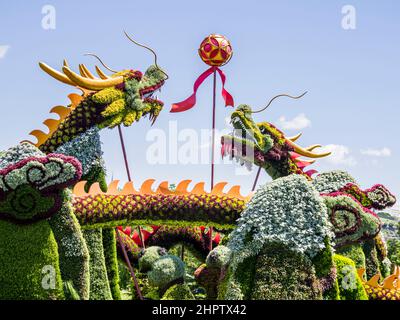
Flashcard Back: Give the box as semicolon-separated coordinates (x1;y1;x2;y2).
102;228;121;300
220;254;257;300
0;220;64;299
117;259;132;291
337;244;366;270
398;221;400;237
81;162;108;192
0;184;55;221
311;239;340;300
139;246;168;272
206;245;231;269
148;255;185;289
333;254;368;300
312;170;357;194
83;228;113;300
146;226;211;262
362;239;381;278
323;194;381;247
388;239;400;266
132;271;159;300
161;284;195;300
49;195;90;300
250;242;322;300
194;264;221;299
228;175;333;262
379;257;391;278
63;281;80;300
81;163;114;299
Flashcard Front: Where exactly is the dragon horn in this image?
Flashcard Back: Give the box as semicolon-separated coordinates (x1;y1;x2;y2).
287;132;302;142
84;53;118;73
252;92;308;114
79;64;96;79
62;66;123;91
39;62;76;86
124;30;169;80
305;144;322;151
95;65;109;79
287;140;331;158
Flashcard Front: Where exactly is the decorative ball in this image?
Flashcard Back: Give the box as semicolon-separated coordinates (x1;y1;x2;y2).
198;34;233;67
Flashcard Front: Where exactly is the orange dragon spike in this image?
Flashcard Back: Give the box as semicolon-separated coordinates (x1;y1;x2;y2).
140;179;156;194
106;180;121;195
73;181;89;197
88;182;104;195
156;181;173;194
191;182;206;195
121;181;138;195
175;180;192;194
211;182;228;196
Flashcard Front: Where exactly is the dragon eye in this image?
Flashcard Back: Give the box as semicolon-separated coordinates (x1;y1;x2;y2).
260;127;267;134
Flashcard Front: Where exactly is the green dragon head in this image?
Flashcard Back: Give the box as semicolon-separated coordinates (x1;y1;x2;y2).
221;102;331;179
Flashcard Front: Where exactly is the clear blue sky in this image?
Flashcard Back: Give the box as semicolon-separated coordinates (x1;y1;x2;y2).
1;1;399;208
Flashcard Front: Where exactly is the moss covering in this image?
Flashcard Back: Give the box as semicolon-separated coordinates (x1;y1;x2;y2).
102;228;121;300
0;220;64;299
194;264;221;299
83;228;113;300
250;242;322;300
206;245;231;269
81;162;108;193
161;283;195;300
148;255;186;289
337;243;366;270
231;255;257;299
388;239;400;266
311;239;340;300
362;239;381;278
81;164;115;300
333;254;368;300
49;196;90;300
139;246;168;272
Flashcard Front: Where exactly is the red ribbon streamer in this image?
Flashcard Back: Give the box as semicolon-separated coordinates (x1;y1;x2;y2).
170;66;234;113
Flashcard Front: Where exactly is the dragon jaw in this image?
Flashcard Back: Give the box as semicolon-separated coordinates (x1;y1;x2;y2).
99;64;168;127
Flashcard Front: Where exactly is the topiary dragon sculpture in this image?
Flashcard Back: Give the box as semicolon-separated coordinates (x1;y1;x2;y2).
219;100;397;300
0;46;398;300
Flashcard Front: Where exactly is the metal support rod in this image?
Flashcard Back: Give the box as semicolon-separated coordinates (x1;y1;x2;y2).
211;70;217;189
117;125;146;249
209;70;217;251
252;167;262;191
181;244;185;262
116;124;145;300
116;229;144;300
117;125;132;182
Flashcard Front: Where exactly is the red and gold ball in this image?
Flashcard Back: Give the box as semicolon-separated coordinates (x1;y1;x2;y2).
198;34;233;67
